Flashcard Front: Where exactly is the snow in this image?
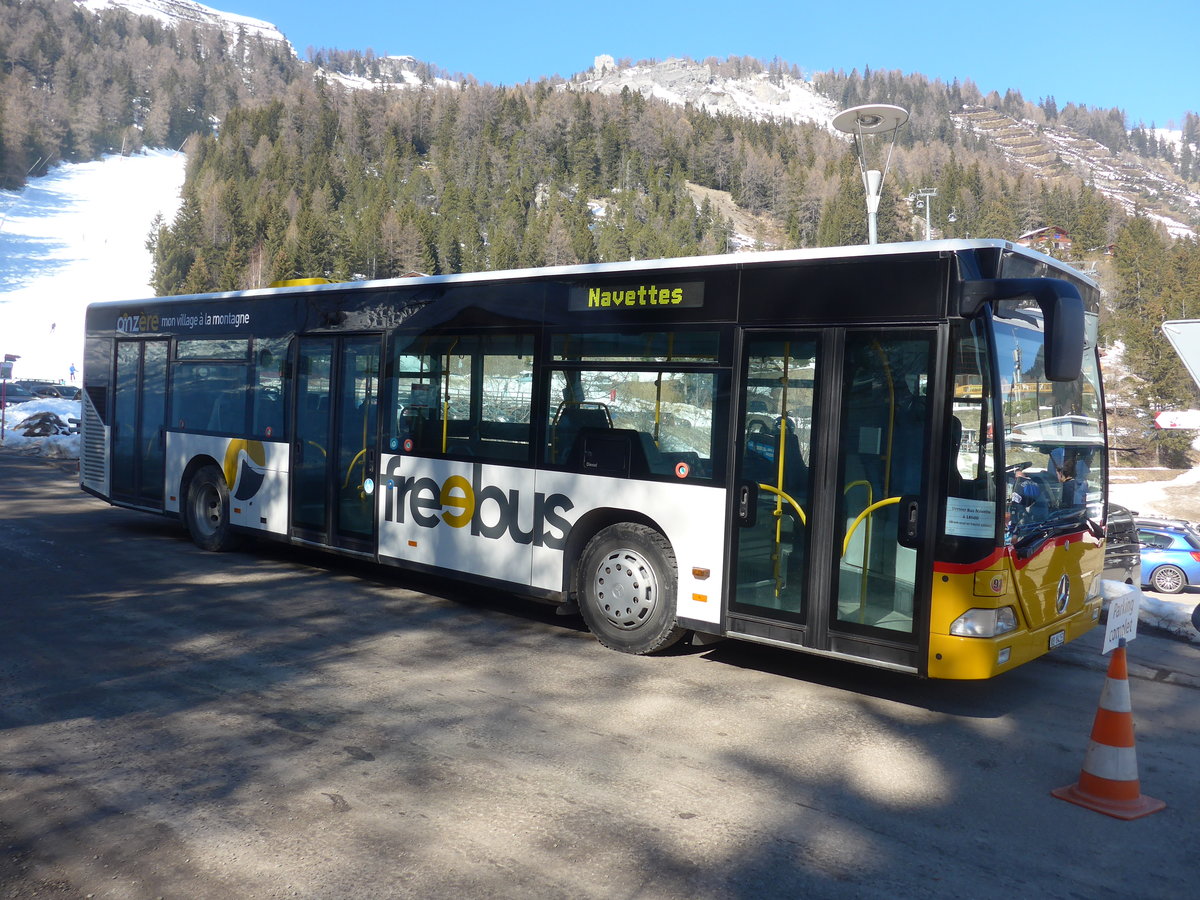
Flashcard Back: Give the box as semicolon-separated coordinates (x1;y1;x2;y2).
571;57;839;129
77;0;287;45
1;149;1196;645
0;149;187;383
0;398;81;460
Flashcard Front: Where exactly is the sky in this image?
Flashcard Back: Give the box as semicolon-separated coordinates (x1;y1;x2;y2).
232;0;1200;129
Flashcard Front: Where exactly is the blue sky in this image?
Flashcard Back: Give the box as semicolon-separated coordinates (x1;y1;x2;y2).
236;0;1197;128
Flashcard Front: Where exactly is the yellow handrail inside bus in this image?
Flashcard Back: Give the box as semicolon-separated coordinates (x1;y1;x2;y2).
343;448;366;489
841;481;884;624
764;345;794;596
869;340;897;497
307;440;327;458
757;483;807;525
842;495;902;624
842;496;902;556
844;479;872;504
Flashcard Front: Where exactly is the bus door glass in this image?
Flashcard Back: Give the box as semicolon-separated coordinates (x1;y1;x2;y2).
111;339;168;507
292;335;381;549
731;336;819;627
732;330;935;665
831;332;934;645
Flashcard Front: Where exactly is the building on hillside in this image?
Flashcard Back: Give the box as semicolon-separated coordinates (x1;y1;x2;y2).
1017;226;1072;254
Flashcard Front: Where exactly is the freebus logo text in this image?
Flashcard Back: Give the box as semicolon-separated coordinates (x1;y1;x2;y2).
383;459;574;550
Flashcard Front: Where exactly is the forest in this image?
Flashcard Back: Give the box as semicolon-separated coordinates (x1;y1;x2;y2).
4;0;1200;463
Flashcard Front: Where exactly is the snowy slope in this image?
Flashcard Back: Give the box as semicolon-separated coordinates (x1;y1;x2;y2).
0;150;187;382
77;0;287;44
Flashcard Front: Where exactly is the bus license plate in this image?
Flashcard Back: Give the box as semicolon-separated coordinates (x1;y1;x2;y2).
1049;630;1066;649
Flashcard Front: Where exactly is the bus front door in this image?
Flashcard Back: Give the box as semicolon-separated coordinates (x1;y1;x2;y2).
291;335;382;552
111;339;168;509
730;331;936;673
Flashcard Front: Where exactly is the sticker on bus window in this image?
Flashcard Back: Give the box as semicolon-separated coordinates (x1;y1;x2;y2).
946;497;995;538
675;462;690;479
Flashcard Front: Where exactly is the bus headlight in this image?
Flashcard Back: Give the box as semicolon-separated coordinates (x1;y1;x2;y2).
950;606;1018;637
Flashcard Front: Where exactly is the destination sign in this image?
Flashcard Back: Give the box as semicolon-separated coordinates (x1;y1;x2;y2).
568;281;704;311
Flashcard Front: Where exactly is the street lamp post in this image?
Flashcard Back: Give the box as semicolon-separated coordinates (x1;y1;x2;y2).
832;104;910;244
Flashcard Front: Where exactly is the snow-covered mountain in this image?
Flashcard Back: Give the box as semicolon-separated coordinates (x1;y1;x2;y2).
76;0;287;45
54;2;1200;237
953;106;1199;239
571;55;839;128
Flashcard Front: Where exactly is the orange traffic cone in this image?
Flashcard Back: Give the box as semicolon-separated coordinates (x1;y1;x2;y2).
1052;642;1165;819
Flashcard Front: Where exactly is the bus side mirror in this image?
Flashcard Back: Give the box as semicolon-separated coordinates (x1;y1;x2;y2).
1039;287;1084;382
959;278;1084;382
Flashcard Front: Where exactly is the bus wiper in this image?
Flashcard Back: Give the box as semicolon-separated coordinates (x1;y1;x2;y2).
1012;525;1053;558
1010;512;1090;558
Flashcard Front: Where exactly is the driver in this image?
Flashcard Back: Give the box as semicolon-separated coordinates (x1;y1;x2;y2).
1007;462;1048;532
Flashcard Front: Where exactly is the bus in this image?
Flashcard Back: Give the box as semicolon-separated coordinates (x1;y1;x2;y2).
80;239;1108;679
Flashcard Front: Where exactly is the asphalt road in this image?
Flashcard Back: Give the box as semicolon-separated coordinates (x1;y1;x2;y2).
1;452;1197;899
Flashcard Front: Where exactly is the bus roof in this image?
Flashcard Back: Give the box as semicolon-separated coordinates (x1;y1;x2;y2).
88;239;1096;309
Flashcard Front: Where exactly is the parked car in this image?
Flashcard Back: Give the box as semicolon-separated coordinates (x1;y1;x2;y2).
1103;504;1142;586
1134;514;1200;538
1;382;38;407
17;380;70;399
1136;519;1200;594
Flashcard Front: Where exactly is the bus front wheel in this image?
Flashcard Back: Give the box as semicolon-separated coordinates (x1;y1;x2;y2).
185;464;238;552
577;523;685;655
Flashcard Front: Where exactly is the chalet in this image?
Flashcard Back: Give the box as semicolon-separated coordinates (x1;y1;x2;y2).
1016;226;1073;254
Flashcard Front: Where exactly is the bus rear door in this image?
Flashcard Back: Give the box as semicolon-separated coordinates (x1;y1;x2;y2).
730;330;938;673
111;338;168;509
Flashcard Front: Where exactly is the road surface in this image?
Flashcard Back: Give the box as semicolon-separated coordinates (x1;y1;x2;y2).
1;452;1196;899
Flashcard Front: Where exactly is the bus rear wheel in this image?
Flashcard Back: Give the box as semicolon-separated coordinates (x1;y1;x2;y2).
577;523;685;655
186;464;238;552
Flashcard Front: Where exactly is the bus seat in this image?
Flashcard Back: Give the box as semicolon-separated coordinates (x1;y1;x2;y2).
552;402;612;462
207;386;245;433
743;423;807;498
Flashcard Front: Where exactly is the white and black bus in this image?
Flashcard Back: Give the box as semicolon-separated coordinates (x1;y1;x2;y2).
82;240;1108;679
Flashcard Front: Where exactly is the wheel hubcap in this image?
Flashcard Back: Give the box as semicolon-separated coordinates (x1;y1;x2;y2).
195;484;221;535
592;547;658;630
1156;568;1182;592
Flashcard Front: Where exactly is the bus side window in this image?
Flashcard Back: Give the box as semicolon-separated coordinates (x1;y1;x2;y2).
171;362;249;433
207;384;248;433
252;338;289;438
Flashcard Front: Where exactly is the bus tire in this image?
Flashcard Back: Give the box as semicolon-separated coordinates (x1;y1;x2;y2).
577;523;685;655
185;464;238;552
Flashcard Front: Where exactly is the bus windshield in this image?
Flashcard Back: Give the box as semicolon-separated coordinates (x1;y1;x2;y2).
993;302;1104;545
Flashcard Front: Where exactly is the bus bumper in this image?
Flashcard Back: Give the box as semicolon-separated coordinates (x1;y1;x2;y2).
926;598;1102;679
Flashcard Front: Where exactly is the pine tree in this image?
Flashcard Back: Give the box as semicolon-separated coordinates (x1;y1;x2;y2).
1110;215;1196;464
816;152;869;247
